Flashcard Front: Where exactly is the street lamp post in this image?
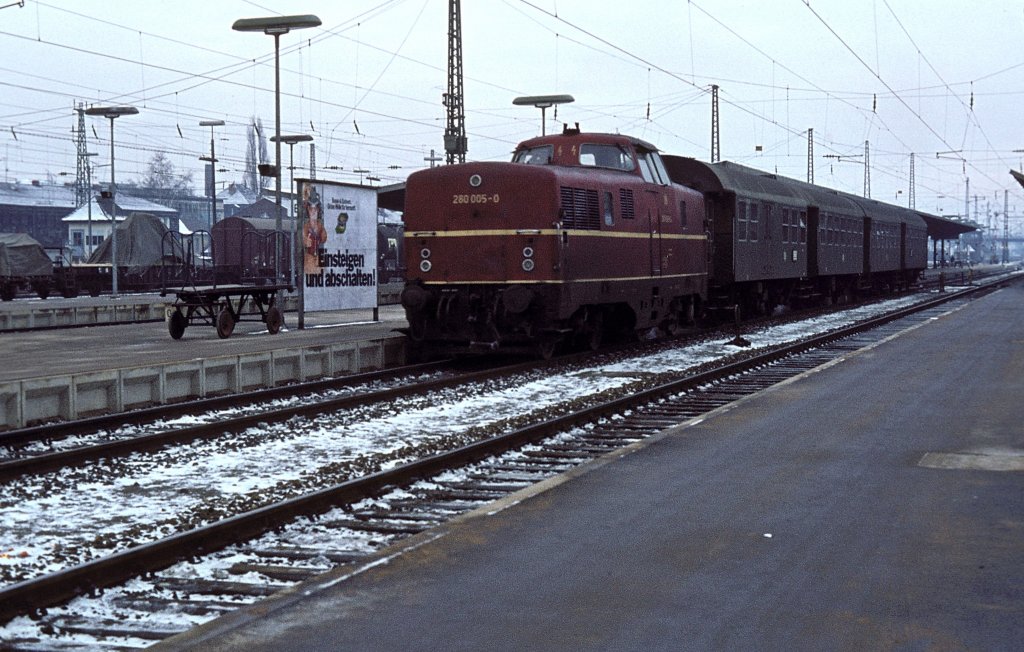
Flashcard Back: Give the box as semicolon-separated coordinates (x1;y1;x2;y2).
199;119;225;231
84;105;138;297
513;94;575;136
270;134;313;314
233;14;321;282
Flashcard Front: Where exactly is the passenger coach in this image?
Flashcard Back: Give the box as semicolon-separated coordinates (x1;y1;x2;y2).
663;157;928;318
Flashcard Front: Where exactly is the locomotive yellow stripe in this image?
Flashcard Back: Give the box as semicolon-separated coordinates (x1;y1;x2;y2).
406;229;706;240
420;272;706;285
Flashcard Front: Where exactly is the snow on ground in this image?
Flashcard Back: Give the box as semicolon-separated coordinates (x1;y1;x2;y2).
0;293;936;587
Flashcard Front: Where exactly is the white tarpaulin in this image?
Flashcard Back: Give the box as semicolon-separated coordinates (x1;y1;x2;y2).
297;179;378;312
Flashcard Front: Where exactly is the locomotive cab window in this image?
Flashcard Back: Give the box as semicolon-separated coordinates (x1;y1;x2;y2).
637;156;656;183
579;144;634;171
513;145;553;165
635;150;669;185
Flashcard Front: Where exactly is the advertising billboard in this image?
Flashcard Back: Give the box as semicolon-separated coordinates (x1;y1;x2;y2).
296;179;378;312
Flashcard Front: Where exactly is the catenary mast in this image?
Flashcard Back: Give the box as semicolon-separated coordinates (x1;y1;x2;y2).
443;0;467;164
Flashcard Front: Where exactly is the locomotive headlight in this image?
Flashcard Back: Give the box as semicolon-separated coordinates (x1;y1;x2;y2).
522;246;534;258
420;247;431;259
420;260;433;273
522;259;535;272
469;174;483;187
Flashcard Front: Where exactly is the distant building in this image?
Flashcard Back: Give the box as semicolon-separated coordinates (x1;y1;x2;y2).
61;198;188;262
219;183;260;219
0;181;76;248
233;197;289;222
0;180;178;253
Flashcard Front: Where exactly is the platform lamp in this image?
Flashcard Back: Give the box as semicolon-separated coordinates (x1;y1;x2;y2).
84;105;138;298
232;14;321;282
270;133;313;324
512;94;574;136
199;119;225;231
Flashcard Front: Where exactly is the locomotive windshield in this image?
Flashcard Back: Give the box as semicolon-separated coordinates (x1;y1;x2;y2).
579;143;635;171
513;145;553;165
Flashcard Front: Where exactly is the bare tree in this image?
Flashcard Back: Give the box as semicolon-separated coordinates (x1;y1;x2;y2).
244;116;270;195
139;151;194;200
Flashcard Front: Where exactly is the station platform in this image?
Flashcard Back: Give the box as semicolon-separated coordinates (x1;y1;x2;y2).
158;281;1024;651
0;300;407;430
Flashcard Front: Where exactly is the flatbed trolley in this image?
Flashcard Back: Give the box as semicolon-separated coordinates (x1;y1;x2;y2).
159;228;293;339
165;283;292;339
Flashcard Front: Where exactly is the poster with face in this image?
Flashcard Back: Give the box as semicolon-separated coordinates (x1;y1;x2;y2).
297;179;378;311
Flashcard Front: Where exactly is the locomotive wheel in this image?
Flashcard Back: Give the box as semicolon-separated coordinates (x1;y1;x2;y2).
266;305;283;335
216;308;235;339
168;309;187;340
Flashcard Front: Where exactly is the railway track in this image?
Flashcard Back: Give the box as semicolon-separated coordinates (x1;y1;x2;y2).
0;357;541;478
0;277;1016;650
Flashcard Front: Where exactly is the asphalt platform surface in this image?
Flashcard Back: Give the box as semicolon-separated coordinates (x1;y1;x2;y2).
157;281;1024;651
0;294;406;382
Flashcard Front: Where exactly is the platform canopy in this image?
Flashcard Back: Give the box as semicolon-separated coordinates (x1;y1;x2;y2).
918;213;977;240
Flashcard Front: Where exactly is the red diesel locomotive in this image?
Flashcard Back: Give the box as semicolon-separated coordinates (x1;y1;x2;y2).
400;125;929;357
400;127;709;357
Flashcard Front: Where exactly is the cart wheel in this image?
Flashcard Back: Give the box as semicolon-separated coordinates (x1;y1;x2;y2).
216;308;235;339
168;309;187;340
266;305;283;335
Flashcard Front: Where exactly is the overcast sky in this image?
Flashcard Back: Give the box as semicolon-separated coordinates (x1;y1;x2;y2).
1;0;1021;225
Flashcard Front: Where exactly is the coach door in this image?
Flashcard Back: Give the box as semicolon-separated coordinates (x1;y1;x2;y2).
806;207;820;277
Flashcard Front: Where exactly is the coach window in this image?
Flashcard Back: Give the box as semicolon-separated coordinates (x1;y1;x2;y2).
781;208;790;243
799;211;807;244
748;203;758;242
604;191;615;226
737;200;748;241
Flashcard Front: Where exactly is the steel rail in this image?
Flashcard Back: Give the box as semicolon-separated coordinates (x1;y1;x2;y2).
0;279;1009;626
0;358;547;481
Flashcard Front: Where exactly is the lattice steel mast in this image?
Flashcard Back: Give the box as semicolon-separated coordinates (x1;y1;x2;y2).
863;140;870;198
710;85;720;164
73;104;90;207
806;128;814;184
909;153;915;208
443;0;467;164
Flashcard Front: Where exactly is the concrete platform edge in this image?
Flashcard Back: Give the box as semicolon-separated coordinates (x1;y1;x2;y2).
0;333;405;430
